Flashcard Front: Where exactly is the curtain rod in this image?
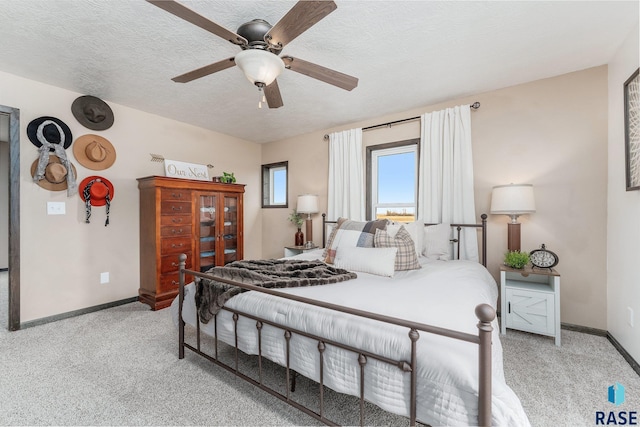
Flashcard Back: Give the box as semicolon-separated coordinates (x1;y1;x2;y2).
323;101;480;140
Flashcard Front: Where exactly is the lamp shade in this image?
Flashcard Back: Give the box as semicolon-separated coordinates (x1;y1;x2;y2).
234;49;284;86
490;184;536;214
297;194;319;214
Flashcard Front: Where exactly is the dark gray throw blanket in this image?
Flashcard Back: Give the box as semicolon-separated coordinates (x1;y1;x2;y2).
195;259;357;324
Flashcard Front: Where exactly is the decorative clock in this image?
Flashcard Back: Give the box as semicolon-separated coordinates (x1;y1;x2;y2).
529;244;559;269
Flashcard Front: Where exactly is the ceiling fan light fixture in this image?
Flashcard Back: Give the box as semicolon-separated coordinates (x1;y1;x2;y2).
234;49;284;87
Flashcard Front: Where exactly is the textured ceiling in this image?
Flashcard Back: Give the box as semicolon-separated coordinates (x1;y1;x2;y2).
0;1;637;144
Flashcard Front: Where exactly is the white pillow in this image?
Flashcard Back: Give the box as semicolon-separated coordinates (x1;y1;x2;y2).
423;223;451;260
333;247;397;277
386;220;423;258
323;218;388;264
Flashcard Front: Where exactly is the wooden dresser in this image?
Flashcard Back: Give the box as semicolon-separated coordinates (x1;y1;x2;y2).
137;176;245;310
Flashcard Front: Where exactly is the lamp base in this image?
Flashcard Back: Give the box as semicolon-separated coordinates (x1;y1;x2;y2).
305;218;313;248
507;223;521;252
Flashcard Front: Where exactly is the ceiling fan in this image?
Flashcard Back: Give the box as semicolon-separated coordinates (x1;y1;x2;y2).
147;0;359;109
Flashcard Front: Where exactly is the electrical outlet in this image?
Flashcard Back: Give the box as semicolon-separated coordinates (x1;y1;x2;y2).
47;201;66;215
628;307;634;327
100;272;109;284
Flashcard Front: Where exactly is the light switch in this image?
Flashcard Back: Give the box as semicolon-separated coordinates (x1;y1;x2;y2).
100;272;109;284
47;202;66;215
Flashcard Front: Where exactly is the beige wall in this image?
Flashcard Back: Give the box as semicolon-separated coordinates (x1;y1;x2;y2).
262;66;609;329
0;70;262;322
607;23;640;362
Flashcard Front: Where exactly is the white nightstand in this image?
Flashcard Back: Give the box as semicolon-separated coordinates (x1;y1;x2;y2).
284;245;319;257
500;265;561;346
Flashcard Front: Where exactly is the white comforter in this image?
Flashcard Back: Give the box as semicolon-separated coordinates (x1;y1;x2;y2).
171;251;530;426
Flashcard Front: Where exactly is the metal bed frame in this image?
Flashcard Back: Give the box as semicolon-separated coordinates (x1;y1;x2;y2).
177;214;494;426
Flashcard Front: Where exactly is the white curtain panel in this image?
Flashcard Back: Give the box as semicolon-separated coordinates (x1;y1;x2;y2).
418;105;479;261
328;128;365;221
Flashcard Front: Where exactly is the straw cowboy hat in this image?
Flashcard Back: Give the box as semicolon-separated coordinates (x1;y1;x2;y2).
73;134;116;170
30;155;77;192
27;116;73;151
78;176;114;226
71;95;114;131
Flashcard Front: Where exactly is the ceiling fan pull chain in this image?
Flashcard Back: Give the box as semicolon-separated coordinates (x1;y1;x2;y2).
258;86;265;109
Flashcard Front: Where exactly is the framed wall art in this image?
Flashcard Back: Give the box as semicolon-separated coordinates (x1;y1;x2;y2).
624;68;639;191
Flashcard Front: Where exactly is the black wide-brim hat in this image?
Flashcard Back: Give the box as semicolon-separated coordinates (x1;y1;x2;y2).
71;95;114;131
27;116;73;151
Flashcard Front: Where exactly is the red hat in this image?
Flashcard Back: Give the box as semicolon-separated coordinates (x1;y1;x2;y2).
79;176;114;226
78;176;114;206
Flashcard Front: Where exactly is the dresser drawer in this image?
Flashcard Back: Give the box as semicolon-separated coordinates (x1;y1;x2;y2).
161;200;191;215
160;236;191;255
160;252;192;274
160;215;191;226
161;188;191;201
158;272;192;294
160;224;191;237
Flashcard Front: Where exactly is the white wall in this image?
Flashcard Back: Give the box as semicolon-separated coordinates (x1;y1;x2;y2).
607;23;640;362
0;70;262;322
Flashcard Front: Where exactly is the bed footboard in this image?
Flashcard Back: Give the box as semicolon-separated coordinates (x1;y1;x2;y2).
177;254;495;426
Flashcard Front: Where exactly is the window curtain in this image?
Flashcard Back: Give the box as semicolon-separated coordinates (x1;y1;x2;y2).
418;105;479;261
327;128;365;221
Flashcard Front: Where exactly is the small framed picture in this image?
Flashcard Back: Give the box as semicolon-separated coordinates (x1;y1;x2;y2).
624;68;640;191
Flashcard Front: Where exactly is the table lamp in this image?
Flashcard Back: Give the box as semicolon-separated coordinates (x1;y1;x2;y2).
490;184;535;252
297;194;319;248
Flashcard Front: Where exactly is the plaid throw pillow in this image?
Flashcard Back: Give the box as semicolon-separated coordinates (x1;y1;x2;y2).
374;226;421;271
323;218;388;264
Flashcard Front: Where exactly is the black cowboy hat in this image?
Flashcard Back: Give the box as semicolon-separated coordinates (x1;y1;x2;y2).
27;116;73;151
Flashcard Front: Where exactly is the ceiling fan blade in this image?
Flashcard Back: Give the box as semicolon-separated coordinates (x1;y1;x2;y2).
282;56;358;91
147;0;247;46
172;57;236;83
265;1;337;49
264;80;284;109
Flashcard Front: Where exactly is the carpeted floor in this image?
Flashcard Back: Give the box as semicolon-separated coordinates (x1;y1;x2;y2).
0;272;638;426
502;328;640;426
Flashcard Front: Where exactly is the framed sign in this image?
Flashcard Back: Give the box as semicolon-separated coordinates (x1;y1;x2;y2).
164;159;210;181
624;68;639;191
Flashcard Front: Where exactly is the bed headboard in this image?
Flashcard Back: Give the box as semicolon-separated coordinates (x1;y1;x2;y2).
321;214;488;267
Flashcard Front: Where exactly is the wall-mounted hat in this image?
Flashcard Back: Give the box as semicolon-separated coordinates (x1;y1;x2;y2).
73;134;116;170
27;117;73;151
71;95;114;131
30;155;77;192
79;176;114;226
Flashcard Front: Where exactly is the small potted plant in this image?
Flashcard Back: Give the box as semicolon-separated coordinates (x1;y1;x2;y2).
220;172;236;183
288;209;305;246
504;250;530;269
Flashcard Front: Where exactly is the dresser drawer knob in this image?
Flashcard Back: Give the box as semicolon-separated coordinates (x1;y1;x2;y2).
171;193;182;199
172;206;183;211
172;243;184;248
172;280;179;285
171;262;179;267
171;228;183;234
172;218;182;223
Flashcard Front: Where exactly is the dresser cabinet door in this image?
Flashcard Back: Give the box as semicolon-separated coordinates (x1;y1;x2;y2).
221;194;240;265
197;193;218;272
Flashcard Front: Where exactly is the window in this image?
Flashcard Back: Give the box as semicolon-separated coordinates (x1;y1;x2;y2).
366;139;418;221
262;161;288;208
